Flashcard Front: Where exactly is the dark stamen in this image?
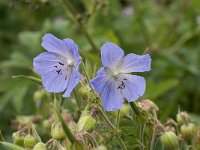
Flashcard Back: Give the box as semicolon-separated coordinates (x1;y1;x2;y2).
117;79;127;89
56;69;61;74
65;75;67;80
59;62;64;65
54;66;58;68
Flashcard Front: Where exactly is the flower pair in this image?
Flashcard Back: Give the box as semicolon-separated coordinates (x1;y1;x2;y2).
33;34;151;111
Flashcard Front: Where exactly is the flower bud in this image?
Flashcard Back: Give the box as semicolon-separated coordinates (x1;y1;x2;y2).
176;111;190;125
120;104;130;117
33;142;46;150
24;134;38;148
77;115;96;132
42;120;51;131
12;132;26;147
33;90;44;101
51;122;66;140
138;99;159;113
180;123;196;142
94;145;107;150
78;85;90;100
160;131;179;150
194;137;200;150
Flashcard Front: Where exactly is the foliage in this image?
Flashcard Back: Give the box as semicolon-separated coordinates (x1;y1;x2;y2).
0;0;200;149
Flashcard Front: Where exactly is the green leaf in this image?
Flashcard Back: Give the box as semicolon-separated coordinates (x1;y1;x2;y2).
0;141;24;150
144;79;179;100
189;113;200;123
12;75;41;85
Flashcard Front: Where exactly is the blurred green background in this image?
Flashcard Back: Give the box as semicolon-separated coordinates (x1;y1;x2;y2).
0;0;200;142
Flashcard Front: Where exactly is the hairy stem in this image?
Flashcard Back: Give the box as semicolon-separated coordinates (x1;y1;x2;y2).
140;124;145;150
150;125;157;150
53;95;76;144
81;60;127;150
130;101;140;115
83;132;98;148
81;61;96;95
98;108;127;150
116;110;120;131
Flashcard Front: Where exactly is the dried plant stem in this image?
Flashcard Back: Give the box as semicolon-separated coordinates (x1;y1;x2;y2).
83;132;98;148
60;0;98;52
150;125;157;150
150;124;165;150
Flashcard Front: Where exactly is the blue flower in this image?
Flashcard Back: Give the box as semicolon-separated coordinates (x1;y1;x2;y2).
90;42;151;111
33;33;82;97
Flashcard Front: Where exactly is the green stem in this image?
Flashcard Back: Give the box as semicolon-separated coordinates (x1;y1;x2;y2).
53;95;76;144
83;132;98;148
129;101;140;115
116;110;120;131
60;0;99;52
140;124;145;150
81;62;96;95
0;130;4;141
31;124;42;142
0;141;24;150
150;125;157;150
98;108;127;150
12;75;41;85
150;124;165;150
80;59;126;150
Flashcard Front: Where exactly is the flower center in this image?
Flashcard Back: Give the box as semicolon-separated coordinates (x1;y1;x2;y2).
111;70;127;90
53;57;74;81
67;58;74;67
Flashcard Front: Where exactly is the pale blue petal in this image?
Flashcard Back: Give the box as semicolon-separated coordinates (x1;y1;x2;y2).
100;42;124;67
41;33;68;56
33;52;65;75
121;74;146;102
101;81;124;111
90;67;110;93
121;54;151;73
63;38;81;69
63;70;83;97
42;68;69;93
90;67;124;111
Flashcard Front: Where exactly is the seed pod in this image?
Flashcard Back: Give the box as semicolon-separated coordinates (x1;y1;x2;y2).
24;134;38;148
51;122;66;140
120;104;130;117
138;99;159;113
160;131;179;150
77;115;96;132
180;123;196;142
176;111;190;125
78;85;90;100
33;142;46;150
194;137;200;150
12;132;26;147
94;145;107;150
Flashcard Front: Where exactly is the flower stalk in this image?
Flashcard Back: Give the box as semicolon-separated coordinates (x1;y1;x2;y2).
98;108;127;150
53;96;76;144
130;101;140;115
80;60;127;150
